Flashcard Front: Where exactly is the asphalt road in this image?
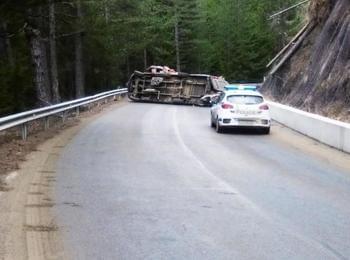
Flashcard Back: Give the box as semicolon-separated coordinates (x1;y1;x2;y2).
55;102;350;260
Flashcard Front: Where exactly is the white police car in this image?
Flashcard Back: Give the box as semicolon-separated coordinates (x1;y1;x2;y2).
210;85;271;134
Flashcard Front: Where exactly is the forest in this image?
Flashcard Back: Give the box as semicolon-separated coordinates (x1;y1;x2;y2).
0;0;304;116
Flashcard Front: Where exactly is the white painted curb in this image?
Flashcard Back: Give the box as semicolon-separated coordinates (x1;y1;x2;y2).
268;101;350;153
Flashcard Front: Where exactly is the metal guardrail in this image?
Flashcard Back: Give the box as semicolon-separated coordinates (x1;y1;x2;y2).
0;88;128;140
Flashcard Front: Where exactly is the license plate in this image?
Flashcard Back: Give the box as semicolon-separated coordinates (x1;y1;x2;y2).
238;120;255;125
237;110;257;115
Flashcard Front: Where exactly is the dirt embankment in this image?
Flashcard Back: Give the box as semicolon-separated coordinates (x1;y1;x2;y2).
0;120;77;191
262;0;350;122
0;97;124;190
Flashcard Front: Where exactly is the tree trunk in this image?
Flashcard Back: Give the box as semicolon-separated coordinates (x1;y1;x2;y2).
75;0;85;98
2;22;14;67
126;54;130;77
175;18;181;72
41;40;51;103
49;0;61;103
269;23;315;75
26;25;51;106
104;0;110;24
0;23;7;59
144;48;148;70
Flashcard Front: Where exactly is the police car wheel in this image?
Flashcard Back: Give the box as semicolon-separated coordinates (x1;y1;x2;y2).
262;127;270;135
211;116;215;128
216;119;223;133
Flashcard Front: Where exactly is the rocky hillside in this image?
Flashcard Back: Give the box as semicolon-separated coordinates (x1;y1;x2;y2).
262;0;350;122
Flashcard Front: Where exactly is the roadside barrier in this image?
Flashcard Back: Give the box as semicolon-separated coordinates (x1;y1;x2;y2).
268;101;350;153
0;88;127;140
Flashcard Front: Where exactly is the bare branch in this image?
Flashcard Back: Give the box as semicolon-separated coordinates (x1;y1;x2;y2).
269;0;310;20
56;30;84;39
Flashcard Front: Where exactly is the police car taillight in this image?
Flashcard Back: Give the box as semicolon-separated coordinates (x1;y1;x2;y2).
259;104;269;110
221;103;234;109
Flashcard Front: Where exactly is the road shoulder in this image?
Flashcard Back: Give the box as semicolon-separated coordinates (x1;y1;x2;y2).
0;101;126;260
271;122;350;173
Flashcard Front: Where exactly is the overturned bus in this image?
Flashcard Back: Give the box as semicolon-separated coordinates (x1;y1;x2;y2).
127;66;228;106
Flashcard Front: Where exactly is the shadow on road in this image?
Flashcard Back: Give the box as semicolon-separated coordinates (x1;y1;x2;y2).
215;127;270;136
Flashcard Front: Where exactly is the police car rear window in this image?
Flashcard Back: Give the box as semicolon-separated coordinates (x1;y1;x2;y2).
227;95;263;105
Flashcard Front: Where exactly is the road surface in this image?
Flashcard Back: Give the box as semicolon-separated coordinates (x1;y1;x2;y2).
55;102;350;260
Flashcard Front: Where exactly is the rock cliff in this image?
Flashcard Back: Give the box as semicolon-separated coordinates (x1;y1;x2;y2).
262;0;350;121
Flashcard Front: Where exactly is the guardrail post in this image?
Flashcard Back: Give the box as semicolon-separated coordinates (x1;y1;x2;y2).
76;107;80;117
44;117;50;130
21;124;28;141
62;111;67;123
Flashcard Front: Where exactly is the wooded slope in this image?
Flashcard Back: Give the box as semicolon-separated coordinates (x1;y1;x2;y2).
0;0;304;116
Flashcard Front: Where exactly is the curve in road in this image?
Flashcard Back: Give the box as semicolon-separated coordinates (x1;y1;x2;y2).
55;102;350;260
